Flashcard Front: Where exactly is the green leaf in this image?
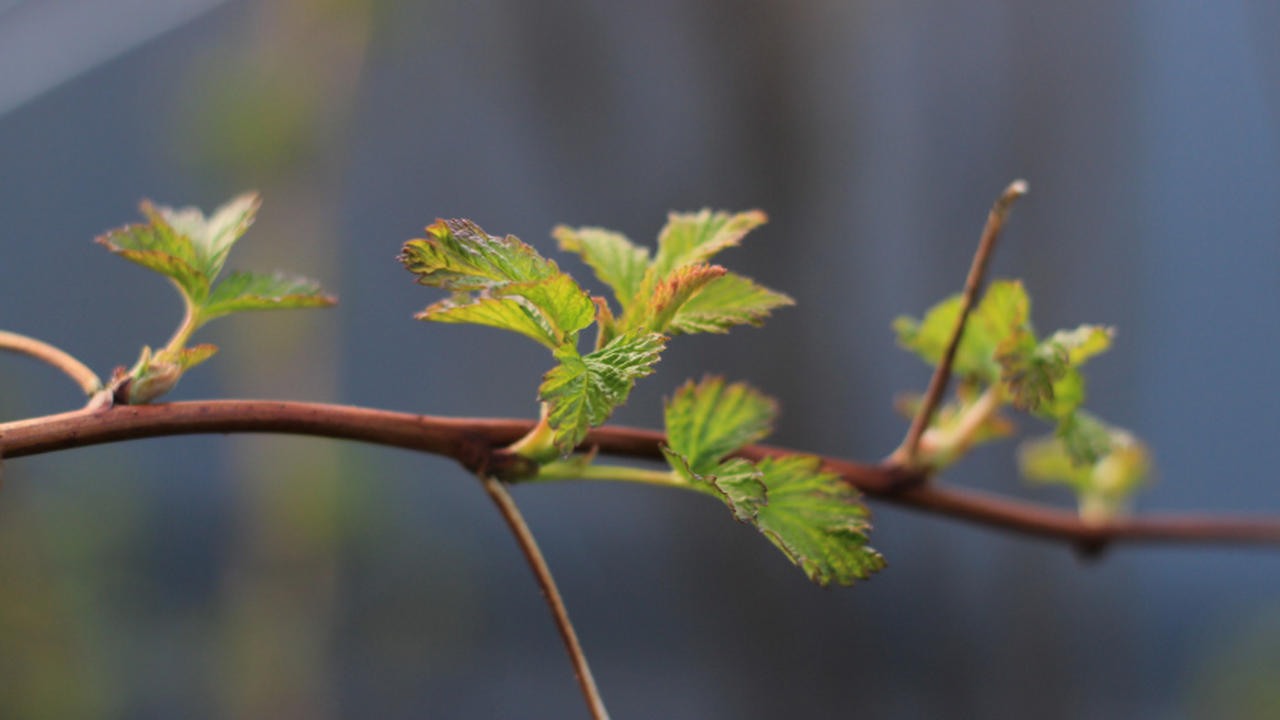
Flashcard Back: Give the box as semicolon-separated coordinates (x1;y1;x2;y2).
663;376;777;474
200;270;337;322
1054;410;1113;466
420;295;564;349
649;209;767;280
96;212;212;306
996;328;1067;412
404;221;594;350
754;456;886;586
145;193;260;280
1019;421;1151;523
895;279;1030;382
401;219;559;292
554;225;651;311
539;328;666;453
666;272;794;335
419;274;595;350
663;449;766;522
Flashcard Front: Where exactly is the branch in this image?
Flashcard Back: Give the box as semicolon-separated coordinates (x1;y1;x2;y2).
480;475;611;720
897;180;1028;467
0;330;102;396
3;400;1280;553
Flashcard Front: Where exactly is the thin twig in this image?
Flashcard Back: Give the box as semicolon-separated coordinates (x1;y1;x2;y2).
897;180;1028;468
480;475;612;720
0;330;102;395
3;400;1280;550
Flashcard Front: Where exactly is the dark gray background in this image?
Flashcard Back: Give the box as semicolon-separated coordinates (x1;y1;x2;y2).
1;1;1279;718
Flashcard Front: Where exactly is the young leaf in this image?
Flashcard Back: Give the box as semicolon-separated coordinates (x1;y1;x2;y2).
418;274;595;350
664;376;777;474
98;193;335;404
553;225;651;311
645;264;728;332
753;455;886;586
539;328;666;453
96;212;213;307
404;221;595;350
1020;422;1151;523
402;219;559;291
665;272;794;335
1055;410;1114;466
144;193;260;280
200;271;336;321
895;279;1030;382
421;295;565;350
649;209;767;280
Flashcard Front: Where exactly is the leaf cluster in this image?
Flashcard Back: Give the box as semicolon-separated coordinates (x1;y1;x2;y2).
895;280;1150;520
96;194;336;403
401;211;792;457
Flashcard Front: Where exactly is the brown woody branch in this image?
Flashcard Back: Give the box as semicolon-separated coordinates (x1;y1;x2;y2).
3;400;1280;554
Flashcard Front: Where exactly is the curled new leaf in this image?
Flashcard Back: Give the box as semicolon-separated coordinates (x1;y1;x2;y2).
1019;418;1151;523
539;328;666;454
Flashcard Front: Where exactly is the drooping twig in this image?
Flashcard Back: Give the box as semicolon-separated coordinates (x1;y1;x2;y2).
4;400;1280;552
480;475;612;720
896;180;1028;469
0;330;102;396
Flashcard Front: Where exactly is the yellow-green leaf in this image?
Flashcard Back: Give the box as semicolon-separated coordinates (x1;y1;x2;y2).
554;225;651;312
666;272;794;335
664;376;777;474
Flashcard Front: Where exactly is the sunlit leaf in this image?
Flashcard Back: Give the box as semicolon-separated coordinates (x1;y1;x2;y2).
666;272;794;335
402;219;559;292
554;225;651;311
644;264;728;332
145;193;260;280
649;209;767;279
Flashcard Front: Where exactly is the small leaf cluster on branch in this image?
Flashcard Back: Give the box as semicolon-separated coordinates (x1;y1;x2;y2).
400;211;882;585
95;194;335;404
894;279;1151;522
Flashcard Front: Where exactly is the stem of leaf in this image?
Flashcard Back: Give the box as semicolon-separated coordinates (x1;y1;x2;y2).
534;460;686;487
163;300;203;355
479;475;612;720
507;403;558;462
920;385;1002;464
896;179;1027;469
0;330;102;395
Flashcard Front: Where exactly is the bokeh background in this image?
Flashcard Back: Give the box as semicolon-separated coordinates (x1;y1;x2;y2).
2;1;1280;718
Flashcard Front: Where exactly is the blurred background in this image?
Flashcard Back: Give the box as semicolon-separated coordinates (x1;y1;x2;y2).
1;0;1280;718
